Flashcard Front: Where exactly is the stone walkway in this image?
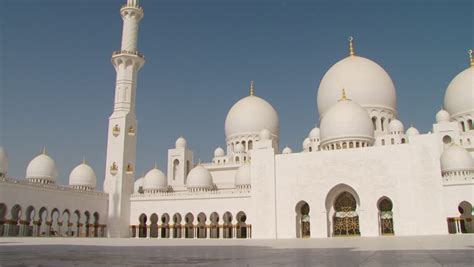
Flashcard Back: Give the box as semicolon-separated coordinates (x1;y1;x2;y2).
0;235;473;266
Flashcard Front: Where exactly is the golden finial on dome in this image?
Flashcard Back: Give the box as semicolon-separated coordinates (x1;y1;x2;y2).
469;49;473;67
249;80;255;96
82;157;86;164
42;146;47;155
339;88;349;101
153;162;158;169
348;36;355;56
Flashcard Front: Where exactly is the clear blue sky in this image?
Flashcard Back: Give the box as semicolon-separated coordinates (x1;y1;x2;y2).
1;0;472;188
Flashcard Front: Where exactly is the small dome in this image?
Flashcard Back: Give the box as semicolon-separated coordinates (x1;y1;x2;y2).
388;119;404;134
440;145;474;172
317;55;397;118
234;143;245;153
225;94;279;140
175;137;187;149
436;109;451;123
69;162;97;190
406;126;420;136
235;163;250;186
187;165;213;189
309;127;320;139
0;147;8;175
214;147;225;157
303;138;311;150
143;167;167;191
320;98;374;146
282;146;293;154
444;66;474;117
134;176;144;193
26;151;58;183
259;128;271;140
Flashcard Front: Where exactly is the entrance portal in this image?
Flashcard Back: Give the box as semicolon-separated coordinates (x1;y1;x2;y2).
332;192;360;236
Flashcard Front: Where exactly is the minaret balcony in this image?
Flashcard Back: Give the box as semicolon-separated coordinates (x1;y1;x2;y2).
112;50;144;59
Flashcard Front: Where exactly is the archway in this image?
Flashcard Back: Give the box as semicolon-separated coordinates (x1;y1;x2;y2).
0;203;7;236
71;210;81;237
236;211;248;238
378;197;394;235
161;213;170;238
458;201;473;233
84;211;91;237
295;201;310;238
172;213;182;238
332;192;360;236
23;206;36;237
197;213;207;238
37;207;49;237
60;210;71;237
8;204;22;236
223;212;233;238
93;212;100;237
50;208;60;236
209;212;219;238
184;213;194;238
150;213;158;238
138;213;147;238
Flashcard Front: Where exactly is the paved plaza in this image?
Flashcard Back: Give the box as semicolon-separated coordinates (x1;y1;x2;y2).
0;235;473;266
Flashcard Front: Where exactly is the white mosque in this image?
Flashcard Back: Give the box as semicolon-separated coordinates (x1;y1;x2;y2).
0;0;473;239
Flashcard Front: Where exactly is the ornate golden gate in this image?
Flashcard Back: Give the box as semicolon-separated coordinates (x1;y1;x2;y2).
333;192;360;236
379;198;394;235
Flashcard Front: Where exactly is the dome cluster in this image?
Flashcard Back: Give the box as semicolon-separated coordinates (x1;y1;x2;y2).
7;148;100;190
317;55;397;118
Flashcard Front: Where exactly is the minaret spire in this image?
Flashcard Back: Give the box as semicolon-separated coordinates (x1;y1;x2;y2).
104;0;145;238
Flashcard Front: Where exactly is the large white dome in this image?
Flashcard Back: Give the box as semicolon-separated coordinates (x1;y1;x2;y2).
317;56;396;117
440;145;474;172
69;162;97;190
444;66;474;117
143;167;167;191
235;163;250;186
26;151;58;183
186;165;213;189
320;97;374;147
225;95;279;140
0;147;8;175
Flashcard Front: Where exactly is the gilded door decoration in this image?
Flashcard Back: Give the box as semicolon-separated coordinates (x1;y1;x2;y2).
333;192;360;236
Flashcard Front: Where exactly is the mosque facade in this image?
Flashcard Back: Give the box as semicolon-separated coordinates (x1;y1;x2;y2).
0;0;473;239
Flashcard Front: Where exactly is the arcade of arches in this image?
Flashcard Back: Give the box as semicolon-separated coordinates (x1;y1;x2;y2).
131;211;251;239
447;201;473;234
296;193;473;238
0;203;105;237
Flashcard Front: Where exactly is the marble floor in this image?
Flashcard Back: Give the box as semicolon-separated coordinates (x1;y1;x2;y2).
0;235;473;266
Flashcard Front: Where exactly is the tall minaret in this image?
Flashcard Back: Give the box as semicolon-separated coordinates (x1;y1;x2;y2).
103;0;145;238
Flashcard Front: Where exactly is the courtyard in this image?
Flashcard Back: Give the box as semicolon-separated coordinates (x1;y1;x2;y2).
0;235;472;266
